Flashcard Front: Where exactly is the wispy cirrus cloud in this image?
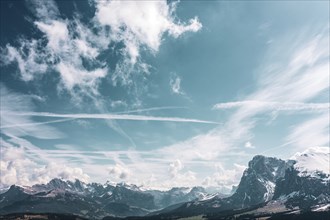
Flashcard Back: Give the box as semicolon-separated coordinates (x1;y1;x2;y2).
0;85;64;139
286;113;329;150
211;26;329;148
154;25;329;187
213;101;329;112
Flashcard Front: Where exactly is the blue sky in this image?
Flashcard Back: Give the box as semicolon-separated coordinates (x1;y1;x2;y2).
0;0;329;191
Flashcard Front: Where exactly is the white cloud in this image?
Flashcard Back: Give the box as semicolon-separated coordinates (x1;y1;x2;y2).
166;160;197;186
99;0;202;86
244;141;255;149
96;1;201;56
33;18;108;99
35;20;69;52
213;163;246;187
108;164;130;180
1;40;48;81
174;171;197;185
169;159;184;178
0;141;89;188
1;16;108;101
56;62;107;93
170;75;184;95
201;163;246;193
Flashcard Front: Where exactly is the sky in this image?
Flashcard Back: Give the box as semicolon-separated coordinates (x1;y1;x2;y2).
0;0;329;192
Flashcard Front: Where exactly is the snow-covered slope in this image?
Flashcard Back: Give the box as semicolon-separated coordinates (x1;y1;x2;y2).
290;146;329;177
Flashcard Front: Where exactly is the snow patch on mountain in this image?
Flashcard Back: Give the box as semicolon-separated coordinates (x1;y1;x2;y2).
198;193;221;202
12;185;36;195
262;180;276;201
290;146;329;176
313;203;330;212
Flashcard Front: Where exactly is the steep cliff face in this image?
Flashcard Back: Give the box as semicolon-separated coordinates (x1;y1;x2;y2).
230;155;289;207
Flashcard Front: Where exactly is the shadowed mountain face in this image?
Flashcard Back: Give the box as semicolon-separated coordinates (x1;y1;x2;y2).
273;167;330;210
0;148;329;220
0;213;88;220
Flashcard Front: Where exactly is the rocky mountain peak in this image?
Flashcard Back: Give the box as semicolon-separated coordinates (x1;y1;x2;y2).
248;155;287;181
47;178;69;190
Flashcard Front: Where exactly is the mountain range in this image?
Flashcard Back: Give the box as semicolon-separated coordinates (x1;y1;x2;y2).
0;147;329;219
0;177;217;219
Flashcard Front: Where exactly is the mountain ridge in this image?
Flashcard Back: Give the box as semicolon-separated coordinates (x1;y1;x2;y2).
1;146;329;219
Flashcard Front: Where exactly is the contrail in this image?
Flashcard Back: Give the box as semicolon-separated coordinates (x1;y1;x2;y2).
0;118;74;129
0;106;189;129
4;111;220;124
115;106;188;114
111;106;188;149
